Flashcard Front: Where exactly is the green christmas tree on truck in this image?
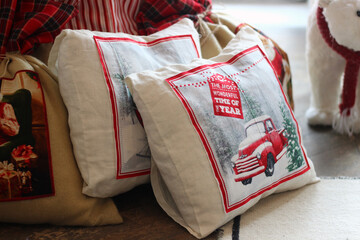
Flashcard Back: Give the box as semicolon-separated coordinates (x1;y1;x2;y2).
279;103;304;172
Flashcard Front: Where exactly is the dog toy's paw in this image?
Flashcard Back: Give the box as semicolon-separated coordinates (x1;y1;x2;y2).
306;107;334;126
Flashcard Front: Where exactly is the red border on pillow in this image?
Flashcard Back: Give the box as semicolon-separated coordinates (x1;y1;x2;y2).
166;45;311;213
95;35;200;179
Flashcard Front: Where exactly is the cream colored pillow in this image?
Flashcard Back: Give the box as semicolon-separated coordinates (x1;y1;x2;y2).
48;18;201;198
125;27;318;238
0;54;122;226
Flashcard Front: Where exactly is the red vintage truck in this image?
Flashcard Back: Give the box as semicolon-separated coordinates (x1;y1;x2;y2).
231;115;288;185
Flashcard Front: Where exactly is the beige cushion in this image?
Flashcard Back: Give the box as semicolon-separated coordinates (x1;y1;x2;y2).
0;54;122;226
125;27;318;238
48;18;201;198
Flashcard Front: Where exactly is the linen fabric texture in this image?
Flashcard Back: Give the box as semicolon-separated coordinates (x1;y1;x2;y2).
0;54;122;226
125;26;318;239
48;18;201;198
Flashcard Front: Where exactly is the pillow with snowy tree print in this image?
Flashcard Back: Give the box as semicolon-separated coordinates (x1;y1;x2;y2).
125;27;318;239
48;18;201;198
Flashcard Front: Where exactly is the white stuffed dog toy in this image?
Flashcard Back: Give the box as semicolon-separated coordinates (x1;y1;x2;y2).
306;0;360;135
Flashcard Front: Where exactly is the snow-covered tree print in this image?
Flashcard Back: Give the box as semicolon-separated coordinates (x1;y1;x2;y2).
201;111;235;174
243;92;265;122
279;102;304;172
113;73;137;123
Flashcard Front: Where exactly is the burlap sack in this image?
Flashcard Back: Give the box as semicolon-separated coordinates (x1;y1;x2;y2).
0;54;122;226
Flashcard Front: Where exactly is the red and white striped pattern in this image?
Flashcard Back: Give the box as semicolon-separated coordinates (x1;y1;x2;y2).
61;0;140;34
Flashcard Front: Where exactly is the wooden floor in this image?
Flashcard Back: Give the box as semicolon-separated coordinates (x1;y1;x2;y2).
1;2;360;240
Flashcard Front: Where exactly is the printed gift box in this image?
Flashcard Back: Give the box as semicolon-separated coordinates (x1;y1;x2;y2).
0;162;21;200
11;145;38;169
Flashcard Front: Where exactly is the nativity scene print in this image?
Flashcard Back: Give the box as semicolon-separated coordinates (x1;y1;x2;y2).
0;71;54;202
167;47;310;210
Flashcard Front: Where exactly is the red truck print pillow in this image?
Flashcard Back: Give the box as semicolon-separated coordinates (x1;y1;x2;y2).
125;32;318;238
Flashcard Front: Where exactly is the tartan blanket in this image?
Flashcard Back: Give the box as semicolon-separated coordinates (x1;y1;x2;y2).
136;0;213;35
0;0;77;54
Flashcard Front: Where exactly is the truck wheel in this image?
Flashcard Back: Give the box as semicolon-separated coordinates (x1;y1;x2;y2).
265;153;275;177
242;178;252;185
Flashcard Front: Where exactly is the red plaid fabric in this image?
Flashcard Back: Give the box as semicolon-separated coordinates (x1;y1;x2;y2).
0;0;77;54
136;0;213;35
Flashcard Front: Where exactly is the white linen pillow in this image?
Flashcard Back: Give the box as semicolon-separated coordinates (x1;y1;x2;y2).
125;27;318;239
48;18;201;198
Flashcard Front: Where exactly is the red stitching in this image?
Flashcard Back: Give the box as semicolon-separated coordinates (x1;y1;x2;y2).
174;57;265;88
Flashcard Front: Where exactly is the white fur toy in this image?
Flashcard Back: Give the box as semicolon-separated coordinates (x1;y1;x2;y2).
306;0;360;135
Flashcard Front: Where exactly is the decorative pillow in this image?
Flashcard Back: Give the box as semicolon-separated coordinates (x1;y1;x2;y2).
125;27;318;238
48;18;201;198
0;54;122;226
60;0;140;34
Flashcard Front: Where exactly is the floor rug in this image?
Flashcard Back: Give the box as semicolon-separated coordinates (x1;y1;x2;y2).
217;178;360;240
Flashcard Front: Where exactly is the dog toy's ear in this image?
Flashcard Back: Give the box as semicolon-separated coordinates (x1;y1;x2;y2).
318;0;332;7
